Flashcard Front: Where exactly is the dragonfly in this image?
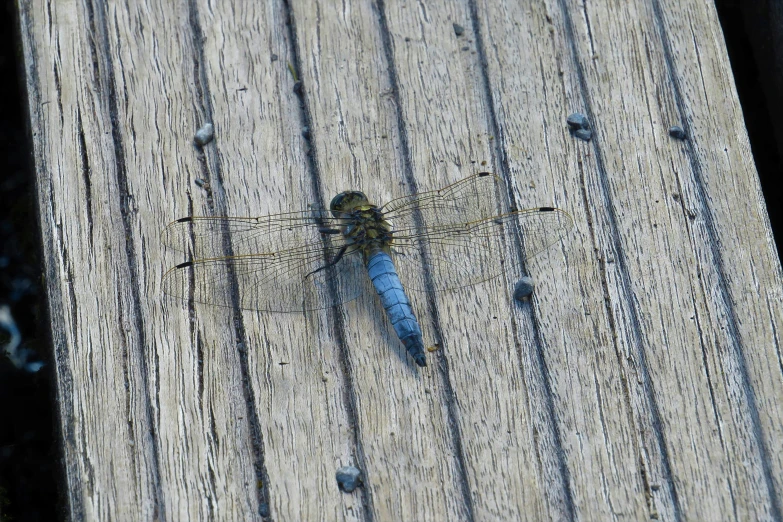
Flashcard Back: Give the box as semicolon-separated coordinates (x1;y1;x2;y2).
161;172;573;367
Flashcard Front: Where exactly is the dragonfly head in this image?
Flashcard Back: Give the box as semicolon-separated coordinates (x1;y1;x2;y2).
330;191;370;217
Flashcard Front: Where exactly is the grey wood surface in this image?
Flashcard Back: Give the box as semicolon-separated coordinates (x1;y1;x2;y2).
17;0;783;519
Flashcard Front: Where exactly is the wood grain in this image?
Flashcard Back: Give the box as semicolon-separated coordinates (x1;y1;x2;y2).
16;0;783;519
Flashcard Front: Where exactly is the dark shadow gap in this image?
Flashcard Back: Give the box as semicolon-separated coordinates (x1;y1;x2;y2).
714;0;783;259
0;2;59;521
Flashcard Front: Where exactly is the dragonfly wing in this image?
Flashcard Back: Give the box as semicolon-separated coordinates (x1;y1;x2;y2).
382;172;505;229
162;244;370;312
390;207;573;293
161;210;370;312
161;210;350;259
383;173;572;291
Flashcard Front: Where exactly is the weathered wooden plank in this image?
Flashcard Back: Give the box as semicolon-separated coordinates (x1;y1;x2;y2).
286;1;472;519
17;0;783;520
102;2;267;519
19;1;162;518
561;0;782;518
380;2;579;520
655;0;783;514
20;0;272;519
191;1;364;520
476;0;783;518
469;2;651;519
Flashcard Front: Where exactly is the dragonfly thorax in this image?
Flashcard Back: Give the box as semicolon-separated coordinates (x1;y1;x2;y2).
330;190;393;263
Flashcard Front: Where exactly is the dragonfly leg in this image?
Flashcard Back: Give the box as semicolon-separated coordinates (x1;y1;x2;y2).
318;227;341;235
305;244;348;279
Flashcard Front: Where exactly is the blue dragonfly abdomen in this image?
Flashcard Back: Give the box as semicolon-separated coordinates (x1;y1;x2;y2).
366;251;426;367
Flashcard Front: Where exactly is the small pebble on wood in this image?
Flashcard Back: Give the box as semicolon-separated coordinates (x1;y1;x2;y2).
566;113;589;130
573;128;592;141
668;125;687;140
513;276;535;301
336;466;363;493
271;53;278;62
453;23;465;36
567;113;592;142
293;81;304;96
194;123;214;146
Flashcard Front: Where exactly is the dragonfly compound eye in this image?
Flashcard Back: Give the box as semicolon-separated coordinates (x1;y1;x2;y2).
330;191;369;216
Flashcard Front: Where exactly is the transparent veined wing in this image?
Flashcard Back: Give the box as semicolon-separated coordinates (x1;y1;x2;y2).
161;211;372;312
382;172;506;228
383;173;573;292
161;210;351;259
161;173;573;311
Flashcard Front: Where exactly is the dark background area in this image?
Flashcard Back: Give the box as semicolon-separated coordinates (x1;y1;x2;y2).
0;1;59;521
0;1;780;520
714;0;783;257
